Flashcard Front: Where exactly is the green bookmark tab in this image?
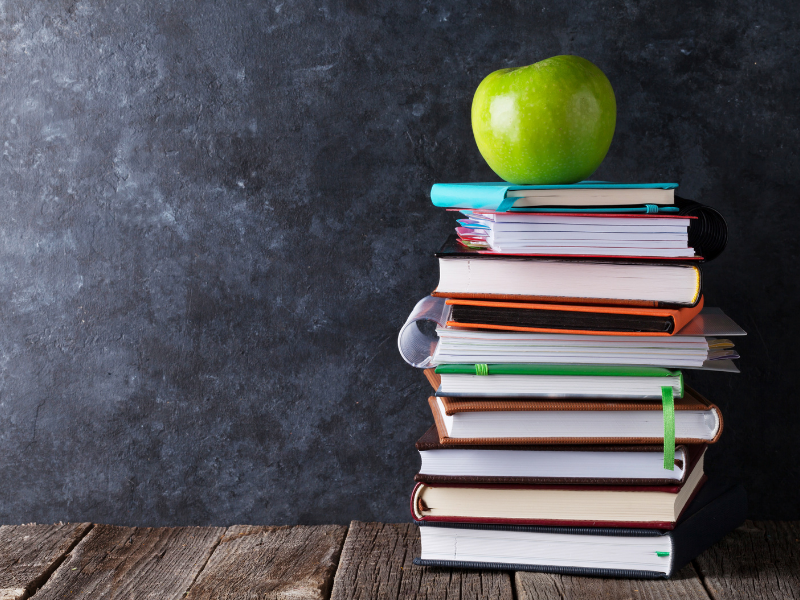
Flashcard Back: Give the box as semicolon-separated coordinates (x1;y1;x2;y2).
475;363;489;376
662;386;675;470
656;551;670;557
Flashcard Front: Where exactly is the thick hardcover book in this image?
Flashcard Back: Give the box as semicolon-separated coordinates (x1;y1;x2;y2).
428;385;723;446
445;297;704;336
412;480;747;579
433;236;703;308
410;454;707;529
414;425;706;486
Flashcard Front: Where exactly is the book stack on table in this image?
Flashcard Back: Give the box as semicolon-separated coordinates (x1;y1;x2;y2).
398;182;747;579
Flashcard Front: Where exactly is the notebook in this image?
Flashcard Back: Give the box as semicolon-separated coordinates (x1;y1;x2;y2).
398;295;745;371
444;297;705;336
433;364;684;399
415;425;706;486
431;327;739;369
436;195;727;262
431;182;678;212
438;231;704;262
455;212;694;258
427;387;722;446
434;238;703;308
410;453;706;529
413;480;747;578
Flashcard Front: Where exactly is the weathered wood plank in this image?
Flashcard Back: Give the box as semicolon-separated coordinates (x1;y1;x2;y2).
0;522;92;600
329;521;513;600
30;524;224;600
515;563;710;599
185;524;347;600
693;520;800;599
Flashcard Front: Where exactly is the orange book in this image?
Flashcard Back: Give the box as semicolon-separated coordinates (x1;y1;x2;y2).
444;296;704;336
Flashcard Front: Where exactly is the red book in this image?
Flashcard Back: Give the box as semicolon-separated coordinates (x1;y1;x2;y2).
410;452;707;530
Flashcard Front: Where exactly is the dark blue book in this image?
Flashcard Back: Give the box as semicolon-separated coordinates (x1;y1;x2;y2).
413;480;745;579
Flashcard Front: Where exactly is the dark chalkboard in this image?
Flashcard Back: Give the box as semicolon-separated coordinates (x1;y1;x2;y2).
0;0;797;525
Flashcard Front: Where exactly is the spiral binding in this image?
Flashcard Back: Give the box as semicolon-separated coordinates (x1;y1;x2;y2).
676;197;728;261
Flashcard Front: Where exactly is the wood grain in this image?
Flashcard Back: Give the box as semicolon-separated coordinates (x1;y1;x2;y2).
1;520;797;600
31;524;224;600
0;522;91;600
694;520;800;599
185;524;347;600
330;521;513;600
516;564;710;599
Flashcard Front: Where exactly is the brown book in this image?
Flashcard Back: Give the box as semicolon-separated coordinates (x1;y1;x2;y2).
414;425;706;486
423;368;441;390
428;385;722;446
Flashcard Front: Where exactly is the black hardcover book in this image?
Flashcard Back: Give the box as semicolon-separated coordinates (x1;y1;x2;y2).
413;480;746;579
450;303;676;333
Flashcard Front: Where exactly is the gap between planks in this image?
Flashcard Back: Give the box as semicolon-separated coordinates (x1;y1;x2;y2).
0;522;93;600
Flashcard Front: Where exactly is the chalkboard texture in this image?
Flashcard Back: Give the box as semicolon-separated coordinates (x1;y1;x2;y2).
0;1;798;525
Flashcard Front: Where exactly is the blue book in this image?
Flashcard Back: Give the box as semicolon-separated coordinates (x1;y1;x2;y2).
431;181;679;213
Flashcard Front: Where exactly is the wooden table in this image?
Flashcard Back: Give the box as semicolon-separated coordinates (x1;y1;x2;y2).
0;520;797;599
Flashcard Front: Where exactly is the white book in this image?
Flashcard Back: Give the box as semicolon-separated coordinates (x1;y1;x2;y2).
489;247;697;257
439;373;680;398
436;258;701;305
431;327;739;368
418;442;695;482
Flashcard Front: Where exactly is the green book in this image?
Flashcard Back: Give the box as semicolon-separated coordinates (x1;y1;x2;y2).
434;364;683;399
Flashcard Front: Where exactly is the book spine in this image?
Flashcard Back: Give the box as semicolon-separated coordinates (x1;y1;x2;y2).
669;484;747;575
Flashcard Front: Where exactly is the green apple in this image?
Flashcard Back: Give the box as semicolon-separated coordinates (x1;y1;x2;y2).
471;55;616;184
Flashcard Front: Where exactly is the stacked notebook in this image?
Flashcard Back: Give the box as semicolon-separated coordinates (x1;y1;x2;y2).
398;181;747;578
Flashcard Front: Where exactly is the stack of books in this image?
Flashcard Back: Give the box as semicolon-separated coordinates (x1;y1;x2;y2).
398;182;747;579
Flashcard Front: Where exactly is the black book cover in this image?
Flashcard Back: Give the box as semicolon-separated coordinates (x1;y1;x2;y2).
450;303;675;333
413;480;746;579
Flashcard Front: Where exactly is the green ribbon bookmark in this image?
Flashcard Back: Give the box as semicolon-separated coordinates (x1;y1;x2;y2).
662;386;675;470
656;551;670;557
475;363;489;376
